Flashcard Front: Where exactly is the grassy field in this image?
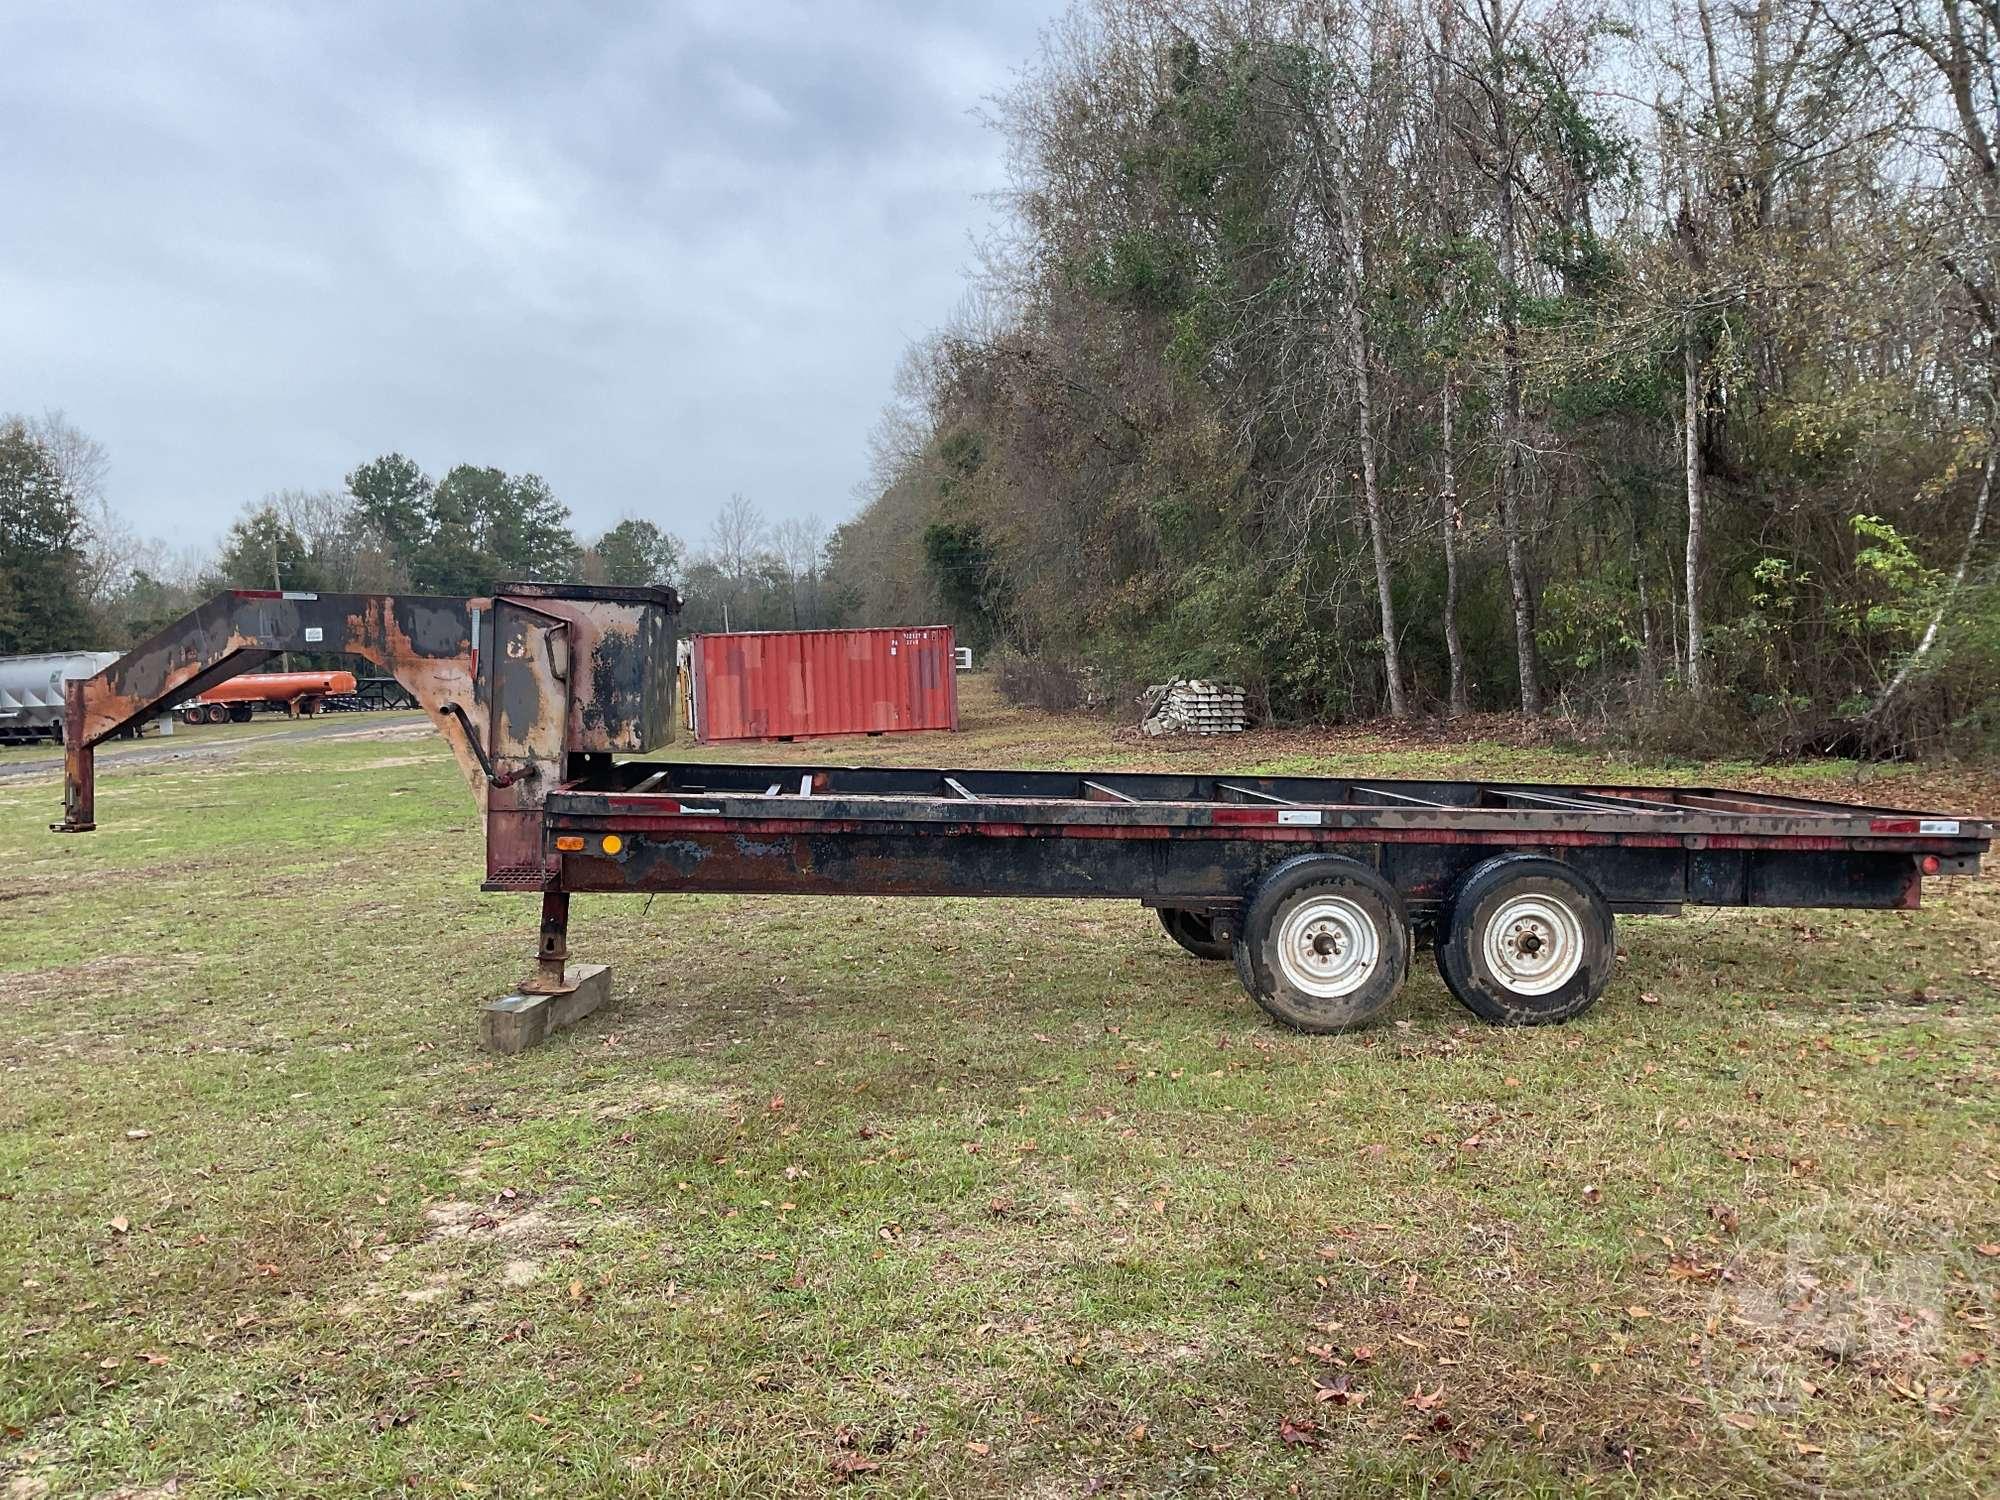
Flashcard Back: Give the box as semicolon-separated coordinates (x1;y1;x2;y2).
2;682;1995;1497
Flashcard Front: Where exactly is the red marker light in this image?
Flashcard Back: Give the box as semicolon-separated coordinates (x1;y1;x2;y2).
1921;855;1942;875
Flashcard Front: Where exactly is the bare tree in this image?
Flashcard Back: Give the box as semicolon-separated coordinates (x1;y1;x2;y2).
704;493;769;630
707;493;768;583
774;513;829;628
1450;0;1544;714
28;410;108;508
1823;0;2000;714
25;410;134;607
1297;1;1413;716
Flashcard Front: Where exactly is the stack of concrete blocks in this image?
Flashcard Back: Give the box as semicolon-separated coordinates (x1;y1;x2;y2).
1140;680;1249;736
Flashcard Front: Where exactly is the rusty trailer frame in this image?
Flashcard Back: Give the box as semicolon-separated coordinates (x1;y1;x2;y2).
52;585;1994;1049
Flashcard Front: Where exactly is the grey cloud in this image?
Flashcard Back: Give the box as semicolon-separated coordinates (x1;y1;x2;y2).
0;0;1053;551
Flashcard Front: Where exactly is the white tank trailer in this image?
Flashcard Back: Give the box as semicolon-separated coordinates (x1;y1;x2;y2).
0;652;138;744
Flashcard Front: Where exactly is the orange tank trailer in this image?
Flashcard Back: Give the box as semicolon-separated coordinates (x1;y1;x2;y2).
181;670;357;724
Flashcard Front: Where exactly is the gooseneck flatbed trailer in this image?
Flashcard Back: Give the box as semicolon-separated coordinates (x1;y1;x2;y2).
52;584;1992;1050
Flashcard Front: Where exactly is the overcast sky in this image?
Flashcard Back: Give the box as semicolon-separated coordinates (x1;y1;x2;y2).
2;0;1055;557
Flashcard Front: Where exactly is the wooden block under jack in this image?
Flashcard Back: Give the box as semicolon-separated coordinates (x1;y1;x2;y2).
480;964;611;1055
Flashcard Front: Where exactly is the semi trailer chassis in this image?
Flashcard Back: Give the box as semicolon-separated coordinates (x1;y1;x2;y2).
53;585;1993;1050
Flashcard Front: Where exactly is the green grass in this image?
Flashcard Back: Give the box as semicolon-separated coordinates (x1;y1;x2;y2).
2;685;1995;1496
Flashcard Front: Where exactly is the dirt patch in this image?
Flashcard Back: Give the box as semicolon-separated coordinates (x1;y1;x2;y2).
586;1077;732;1120
352;753;439;771
420;1198;561;1246
0;955;195;1008
315;722;436;745
339;1194;575;1319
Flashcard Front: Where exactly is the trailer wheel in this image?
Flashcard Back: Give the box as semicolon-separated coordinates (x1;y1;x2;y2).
229;704;253;723
1158;907;1231;961
1436;855;1613;1026
206;704;230;724
1234;855;1408;1033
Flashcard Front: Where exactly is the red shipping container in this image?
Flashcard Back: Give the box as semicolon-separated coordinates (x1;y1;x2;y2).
686;627;958;744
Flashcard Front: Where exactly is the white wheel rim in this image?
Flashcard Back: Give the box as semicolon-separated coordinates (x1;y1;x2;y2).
1481;893;1585;997
1274;896;1381;998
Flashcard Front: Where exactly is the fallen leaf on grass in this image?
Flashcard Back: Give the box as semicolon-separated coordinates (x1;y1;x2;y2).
1278;1416;1322;1448
831;1454;880;1481
1404;1385;1446;1412
1314;1375;1365;1407
106;1217;129;1235
1625;1305;1654;1319
1975;1244;2000;1258
523;1412;551;1427
1639;992;1661;1006
124;1129;152;1141
965;1441;990;1457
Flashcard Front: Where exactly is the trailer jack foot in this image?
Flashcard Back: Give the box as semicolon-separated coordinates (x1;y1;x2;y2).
480;963;611;1055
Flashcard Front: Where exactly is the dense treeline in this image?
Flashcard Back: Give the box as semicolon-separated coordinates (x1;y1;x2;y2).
8;0;1995;756
826;0;2000;752
0;421;837;651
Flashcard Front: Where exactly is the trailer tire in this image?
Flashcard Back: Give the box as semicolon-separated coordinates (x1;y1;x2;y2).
1234;855;1408;1034
1436;855;1613;1026
205;704;229;724
1158;907;1231;961
229;704;253;723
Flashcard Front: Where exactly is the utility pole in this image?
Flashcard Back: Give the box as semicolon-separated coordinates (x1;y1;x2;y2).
271;535;291;671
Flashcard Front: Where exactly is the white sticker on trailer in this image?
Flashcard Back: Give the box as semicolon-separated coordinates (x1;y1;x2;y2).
1919;819;1960;835
304;627;323;643
1277;809;1324;826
